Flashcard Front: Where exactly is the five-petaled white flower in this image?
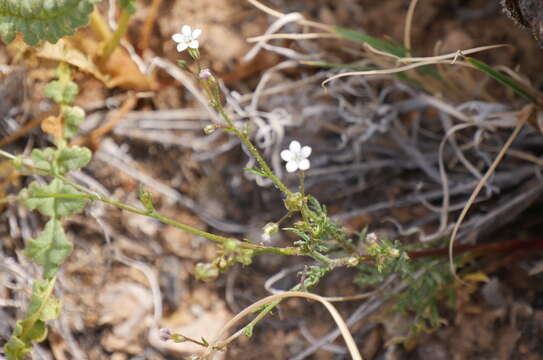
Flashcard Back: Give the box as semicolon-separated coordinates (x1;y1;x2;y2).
172;25;202;52
281;140;311;173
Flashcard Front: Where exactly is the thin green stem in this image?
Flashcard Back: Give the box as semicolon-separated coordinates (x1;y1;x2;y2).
199;78;291;196
28;176;301;257
309;250;334;266
299;171;305;196
99;8;132;63
217;106;291;196
89;7;112;41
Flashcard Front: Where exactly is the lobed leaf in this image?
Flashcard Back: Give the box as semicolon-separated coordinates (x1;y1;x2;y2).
61;105;85;138
3;279;59;360
56;146;92;173
44;79;78;104
30;147;56;172
25;218;73;278
20;179;87;217
0;0;100;46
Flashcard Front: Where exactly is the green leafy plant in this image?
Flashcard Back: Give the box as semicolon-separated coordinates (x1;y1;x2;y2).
0;0;100;45
3;63;91;360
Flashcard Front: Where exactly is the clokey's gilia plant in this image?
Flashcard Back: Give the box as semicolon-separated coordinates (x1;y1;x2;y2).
0;17;463;359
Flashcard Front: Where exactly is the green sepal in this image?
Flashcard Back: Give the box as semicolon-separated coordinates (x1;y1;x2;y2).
56;146;91;174
25;218;74;278
19;179;87;217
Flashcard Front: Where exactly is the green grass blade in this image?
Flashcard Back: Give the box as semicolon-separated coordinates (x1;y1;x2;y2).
466;56;539;105
333;26;406;57
332;26;442;82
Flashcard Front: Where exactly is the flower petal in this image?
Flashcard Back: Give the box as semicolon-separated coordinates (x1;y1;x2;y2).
298;159;310;171
285;161;298;173
192;28;202;39
172;33;183;42
182;25;192;36
188;40;199;49
176;43;188;52
281;150;294;162
301;146;312;158
289;140;301;152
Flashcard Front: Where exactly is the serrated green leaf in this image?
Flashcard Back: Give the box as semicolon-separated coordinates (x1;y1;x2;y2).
56;146;91;173
20;179;87;217
25;218;73;278
0;0;98;46
30;147;56;172
62;105;85;138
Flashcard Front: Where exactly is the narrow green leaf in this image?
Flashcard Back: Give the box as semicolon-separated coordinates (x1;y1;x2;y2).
301;60;376;71
244;167;266;177
56;146;91;173
333;26;407;57
465;56;540;105
20;179;87;217
332;26;443;83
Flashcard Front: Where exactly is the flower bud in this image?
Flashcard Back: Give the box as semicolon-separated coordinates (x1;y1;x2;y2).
365;232;378;244
199;68;214;81
159;328;172;341
262;222;279;236
284;192;304;212
203;124;216;135
389;248;400;258
194;262;219;281
223;238;239;254
347;256;359;267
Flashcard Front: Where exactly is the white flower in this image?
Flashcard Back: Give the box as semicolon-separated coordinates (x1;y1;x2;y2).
280;140;311;173
172;25;202;52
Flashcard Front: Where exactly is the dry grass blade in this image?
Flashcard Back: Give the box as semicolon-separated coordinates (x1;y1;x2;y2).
322;45;509;86
448;104;533;279
404;0;419;53
204;291;363;360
